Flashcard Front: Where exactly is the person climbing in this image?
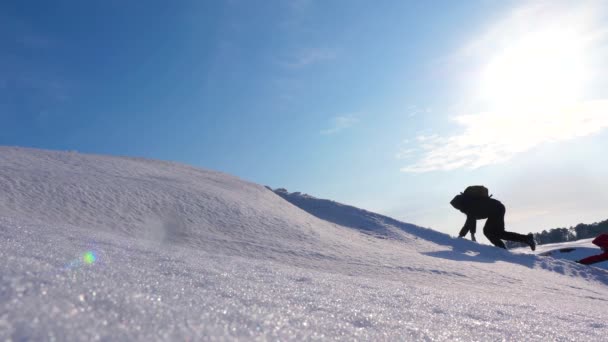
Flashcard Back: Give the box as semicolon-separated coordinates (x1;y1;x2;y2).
577;234;608;265
450;185;536;250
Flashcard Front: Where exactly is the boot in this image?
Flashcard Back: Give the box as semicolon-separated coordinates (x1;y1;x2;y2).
527;233;536;251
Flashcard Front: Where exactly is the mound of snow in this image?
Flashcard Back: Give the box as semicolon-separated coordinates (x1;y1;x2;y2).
515;239;608;270
273;188;449;242
0;147;371;265
1;147;608;341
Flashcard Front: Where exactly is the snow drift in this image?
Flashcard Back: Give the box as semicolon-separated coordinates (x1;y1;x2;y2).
1;146;607;341
0;147;362;265
512;239;608;270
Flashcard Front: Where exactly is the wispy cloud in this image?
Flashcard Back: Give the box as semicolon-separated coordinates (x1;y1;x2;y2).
406;105;432;118
1;67;71;104
402;1;608;173
395;147;417;160
0;12;55;50
282;47;337;69
16;34;54;49
287;0;313;13
0;16;70;122
320;116;359;135
401;101;608;172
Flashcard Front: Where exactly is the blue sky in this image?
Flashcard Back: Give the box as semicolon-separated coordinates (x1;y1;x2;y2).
2;0;608;242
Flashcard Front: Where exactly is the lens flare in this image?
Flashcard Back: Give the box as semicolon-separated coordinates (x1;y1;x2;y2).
65;250;99;270
83;251;97;264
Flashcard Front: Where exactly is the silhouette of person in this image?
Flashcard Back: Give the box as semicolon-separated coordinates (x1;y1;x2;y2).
450;193;535;250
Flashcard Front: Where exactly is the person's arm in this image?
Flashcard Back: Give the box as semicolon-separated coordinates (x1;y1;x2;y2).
468;215;477;241
458;215;476;240
578;252;608;265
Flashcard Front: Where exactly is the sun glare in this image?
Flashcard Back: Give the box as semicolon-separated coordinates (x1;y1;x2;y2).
403;3;608;172
479;29;588;111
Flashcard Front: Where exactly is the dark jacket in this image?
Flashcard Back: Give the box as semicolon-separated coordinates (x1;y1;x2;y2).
450;194;505;236
450;194;505;219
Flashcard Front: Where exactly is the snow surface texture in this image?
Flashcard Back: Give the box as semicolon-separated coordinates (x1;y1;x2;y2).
512;239;608;270
1;146;607;341
277;189;608;271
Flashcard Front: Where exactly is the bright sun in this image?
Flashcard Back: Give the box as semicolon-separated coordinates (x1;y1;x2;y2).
479;28;588;111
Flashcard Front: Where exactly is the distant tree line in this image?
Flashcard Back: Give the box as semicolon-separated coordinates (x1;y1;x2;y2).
505;218;608;249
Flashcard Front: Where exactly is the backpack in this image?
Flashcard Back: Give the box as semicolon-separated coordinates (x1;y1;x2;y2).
463;185;490;198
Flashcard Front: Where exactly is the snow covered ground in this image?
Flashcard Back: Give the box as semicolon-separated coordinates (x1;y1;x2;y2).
1;147;607;341
512;239;608;270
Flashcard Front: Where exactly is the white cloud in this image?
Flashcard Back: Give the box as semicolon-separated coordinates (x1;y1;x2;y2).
395;148;417;160
406;105;420;117
405;105;432;118
320;116;359;135
402;1;608;173
283;48;337;69
402;101;608;172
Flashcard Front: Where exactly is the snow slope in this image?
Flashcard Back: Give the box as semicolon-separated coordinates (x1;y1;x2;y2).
1;147;607;341
512;239;608;270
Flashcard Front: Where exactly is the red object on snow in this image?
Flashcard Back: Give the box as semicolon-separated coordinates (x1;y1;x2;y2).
592;234;608;249
578;234;608;265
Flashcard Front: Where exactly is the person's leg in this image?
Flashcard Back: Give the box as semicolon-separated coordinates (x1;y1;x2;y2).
483;216;507;249
499;231;535;250
495;206;536;250
498;231;529;244
485;231;506;248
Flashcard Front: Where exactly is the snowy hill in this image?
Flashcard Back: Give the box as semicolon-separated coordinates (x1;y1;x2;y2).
273;188;448;242
512;239;608;270
279;188;608;270
1;147;607;341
